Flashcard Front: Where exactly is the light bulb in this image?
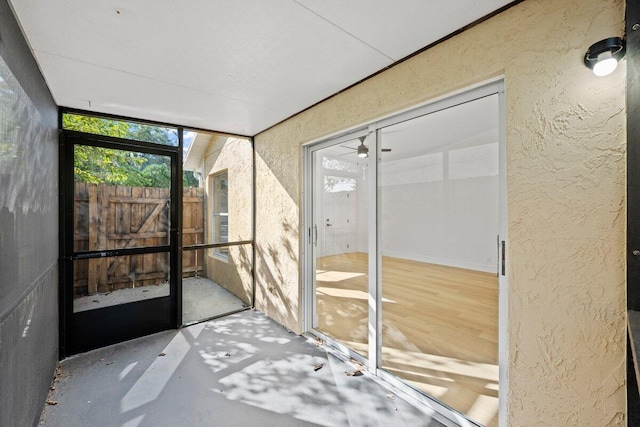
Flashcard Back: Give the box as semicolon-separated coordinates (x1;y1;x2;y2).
593;51;618;77
357;142;368;158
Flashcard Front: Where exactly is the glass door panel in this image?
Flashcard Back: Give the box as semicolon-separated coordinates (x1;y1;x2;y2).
72;145;172;312
73;253;169;312
63;136;177;356
313;140;369;357
379;95;500;427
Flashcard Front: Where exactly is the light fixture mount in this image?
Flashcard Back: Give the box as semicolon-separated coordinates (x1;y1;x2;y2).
584;37;626;76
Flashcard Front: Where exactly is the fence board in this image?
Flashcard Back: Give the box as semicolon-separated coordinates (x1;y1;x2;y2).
87;184;96;294
73;183;205;295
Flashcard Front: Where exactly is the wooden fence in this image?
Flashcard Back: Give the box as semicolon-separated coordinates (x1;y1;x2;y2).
182;187;205;278
73;183;204;296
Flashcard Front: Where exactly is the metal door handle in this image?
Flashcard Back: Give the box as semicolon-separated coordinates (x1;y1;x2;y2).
313;225;318;247
501;241;506;276
326;223;332;227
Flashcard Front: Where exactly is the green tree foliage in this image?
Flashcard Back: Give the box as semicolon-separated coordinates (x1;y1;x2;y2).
63;113;130;138
140;163;170;187
64;114;199;188
73;145;148;185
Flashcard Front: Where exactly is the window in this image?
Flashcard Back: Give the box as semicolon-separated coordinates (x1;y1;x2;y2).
62;112;178;146
211;171;229;258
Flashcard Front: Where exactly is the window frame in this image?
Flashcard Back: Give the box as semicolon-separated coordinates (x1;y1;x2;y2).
210;170;229;260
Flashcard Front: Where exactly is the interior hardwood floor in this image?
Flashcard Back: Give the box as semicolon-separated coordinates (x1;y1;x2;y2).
316;252;499;427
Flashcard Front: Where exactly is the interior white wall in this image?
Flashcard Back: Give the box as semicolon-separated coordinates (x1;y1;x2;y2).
315;106;499;274
314;152;328;257
356;162;369;253
378;143;498;272
354;95;500;273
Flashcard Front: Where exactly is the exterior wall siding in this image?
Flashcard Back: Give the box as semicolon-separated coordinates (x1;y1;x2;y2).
203;136;253;305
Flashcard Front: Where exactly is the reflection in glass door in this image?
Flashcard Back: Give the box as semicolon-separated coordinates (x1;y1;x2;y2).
312;139;369;357
379;94;501;426
305;83;505;427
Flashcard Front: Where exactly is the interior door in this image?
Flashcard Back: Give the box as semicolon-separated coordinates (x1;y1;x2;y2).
60;133;179;356
322;177;357;256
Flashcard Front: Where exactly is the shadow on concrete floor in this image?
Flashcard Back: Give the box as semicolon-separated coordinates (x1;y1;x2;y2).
40;310;448;427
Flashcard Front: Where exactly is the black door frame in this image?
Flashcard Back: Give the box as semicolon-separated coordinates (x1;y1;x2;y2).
58;128;182;357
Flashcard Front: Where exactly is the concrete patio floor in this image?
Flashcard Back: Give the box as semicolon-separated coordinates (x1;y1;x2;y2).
74;277;247;325
40;310;449;427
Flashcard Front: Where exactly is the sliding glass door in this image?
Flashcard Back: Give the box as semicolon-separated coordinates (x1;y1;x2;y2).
310;136;370;358
305;82;506;427
379;94;500;427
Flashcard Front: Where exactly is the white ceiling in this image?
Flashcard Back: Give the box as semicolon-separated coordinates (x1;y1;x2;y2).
9;0;513;136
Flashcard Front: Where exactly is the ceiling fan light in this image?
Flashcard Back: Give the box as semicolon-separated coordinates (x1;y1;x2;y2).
357;142;368;158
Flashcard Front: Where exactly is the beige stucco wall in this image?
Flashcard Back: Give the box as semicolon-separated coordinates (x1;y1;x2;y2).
204;136;253;304
254;0;626;424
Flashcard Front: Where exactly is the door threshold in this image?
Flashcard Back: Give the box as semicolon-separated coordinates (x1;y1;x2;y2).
304;331;483;427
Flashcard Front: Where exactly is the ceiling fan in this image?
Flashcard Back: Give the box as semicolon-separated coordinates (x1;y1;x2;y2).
340;136;391;158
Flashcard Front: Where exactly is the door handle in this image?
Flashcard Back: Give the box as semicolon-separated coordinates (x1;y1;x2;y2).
313;225;318;247
326;223;332;227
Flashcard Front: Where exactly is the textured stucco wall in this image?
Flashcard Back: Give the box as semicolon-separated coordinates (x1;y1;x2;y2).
254;132;302;327
254;0;626;424
203;136;253;304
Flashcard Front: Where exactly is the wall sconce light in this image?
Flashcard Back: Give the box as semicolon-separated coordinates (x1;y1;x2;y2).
357;136;368;158
584;37;626;77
